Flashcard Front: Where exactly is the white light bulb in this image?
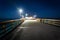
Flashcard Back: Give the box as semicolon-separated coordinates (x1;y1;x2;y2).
19;9;23;13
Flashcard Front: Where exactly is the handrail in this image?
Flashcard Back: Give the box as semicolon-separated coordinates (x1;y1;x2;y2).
0;19;22;38
0;19;21;24
41;19;60;26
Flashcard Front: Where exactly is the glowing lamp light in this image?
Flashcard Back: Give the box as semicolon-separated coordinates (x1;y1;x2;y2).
25;13;28;17
19;9;23;13
25;17;33;20
18;8;24;17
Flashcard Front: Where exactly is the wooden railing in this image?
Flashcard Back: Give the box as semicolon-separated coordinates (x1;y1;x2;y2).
40;19;60;26
0;19;23;38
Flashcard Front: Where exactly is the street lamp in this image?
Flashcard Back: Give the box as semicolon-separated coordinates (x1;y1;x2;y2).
19;9;23;13
25;13;28;17
18;9;24;18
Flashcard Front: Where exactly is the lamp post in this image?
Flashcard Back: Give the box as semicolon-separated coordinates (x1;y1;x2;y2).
19;9;24;18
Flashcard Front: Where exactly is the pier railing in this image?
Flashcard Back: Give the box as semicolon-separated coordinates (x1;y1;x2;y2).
0;19;23;38
40;19;60;26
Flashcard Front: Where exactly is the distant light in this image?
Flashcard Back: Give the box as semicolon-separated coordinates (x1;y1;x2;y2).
25;13;28;17
33;15;37;18
25;17;33;20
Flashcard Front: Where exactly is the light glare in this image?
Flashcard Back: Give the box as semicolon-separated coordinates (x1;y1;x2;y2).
19;9;23;13
25;13;28;17
33;15;37;18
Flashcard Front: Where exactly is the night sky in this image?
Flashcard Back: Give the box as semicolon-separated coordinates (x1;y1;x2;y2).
0;0;60;20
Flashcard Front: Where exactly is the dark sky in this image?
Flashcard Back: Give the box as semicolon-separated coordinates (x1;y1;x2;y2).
0;0;60;19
